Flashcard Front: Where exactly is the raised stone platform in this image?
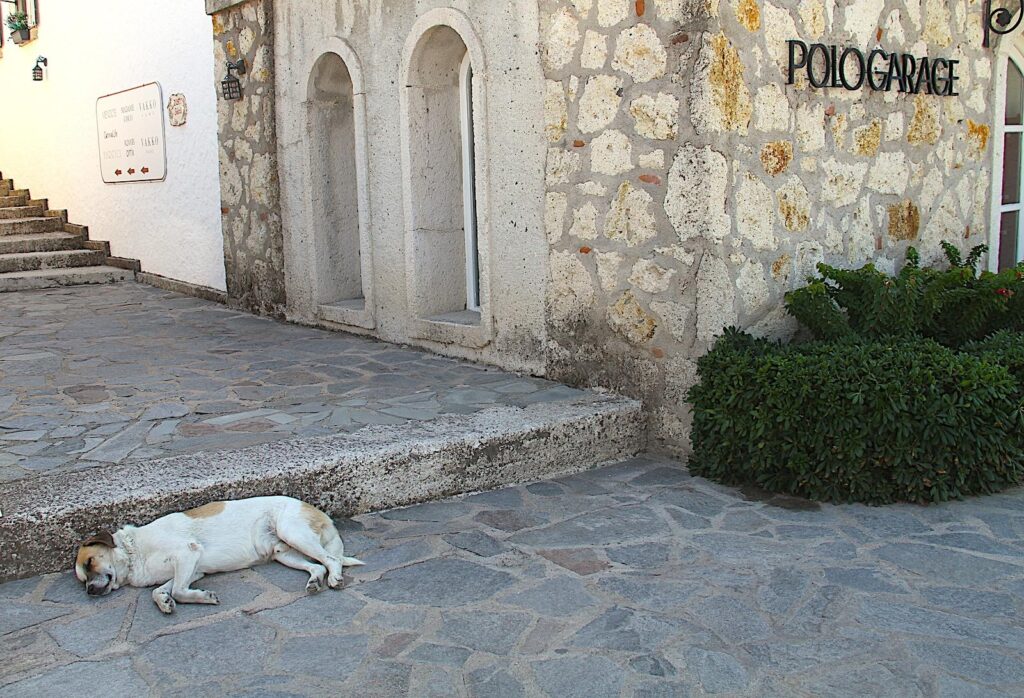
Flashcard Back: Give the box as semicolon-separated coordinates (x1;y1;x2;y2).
1;394;641;580
0;284;644;580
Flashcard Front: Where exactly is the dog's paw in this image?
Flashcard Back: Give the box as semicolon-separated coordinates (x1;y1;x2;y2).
200;590;219;605
327;574;344;590
305;576;324;594
154;593;176;614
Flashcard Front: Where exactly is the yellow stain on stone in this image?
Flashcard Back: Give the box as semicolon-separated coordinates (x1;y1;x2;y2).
907;94;941;145
736;0;761;31
966;119;990;156
778;190;809;232
226;40;238;59
887;200;921;241
830;114;848;148
212;15;225;36
853;120;882;157
771;254;791;280
608;291;658;345
709;33;752;132
760;141;793;176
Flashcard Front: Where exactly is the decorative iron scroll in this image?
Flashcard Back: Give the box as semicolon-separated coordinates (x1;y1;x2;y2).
984;0;1024;48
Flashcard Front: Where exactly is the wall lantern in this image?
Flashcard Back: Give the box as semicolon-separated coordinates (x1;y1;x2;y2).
32;56;46;81
983;1;1023;48
221;59;246;101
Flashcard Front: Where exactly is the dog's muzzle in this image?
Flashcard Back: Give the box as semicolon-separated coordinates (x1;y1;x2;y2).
86;575;112;596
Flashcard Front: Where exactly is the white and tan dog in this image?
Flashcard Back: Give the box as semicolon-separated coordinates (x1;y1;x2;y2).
75;496;364;614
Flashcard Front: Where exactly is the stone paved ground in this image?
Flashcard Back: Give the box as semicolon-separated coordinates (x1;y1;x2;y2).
3;456;1023;697
0;284;580;483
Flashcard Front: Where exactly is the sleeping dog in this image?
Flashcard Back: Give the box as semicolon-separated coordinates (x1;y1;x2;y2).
75;496;364;614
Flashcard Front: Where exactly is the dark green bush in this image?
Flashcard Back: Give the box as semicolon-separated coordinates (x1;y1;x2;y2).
965;331;1024;388
785;243;1024;348
687;329;1024;505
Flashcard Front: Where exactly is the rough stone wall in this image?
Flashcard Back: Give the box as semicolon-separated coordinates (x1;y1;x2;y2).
212;0;287;317
541;0;994;456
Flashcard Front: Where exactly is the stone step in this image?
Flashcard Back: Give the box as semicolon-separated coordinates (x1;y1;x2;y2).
0;204;45;220
0;249;107;274
0;395;644;579
0;232;84;255
0;217;64;236
0;194;28;208
0;265;135;293
0;188;31;200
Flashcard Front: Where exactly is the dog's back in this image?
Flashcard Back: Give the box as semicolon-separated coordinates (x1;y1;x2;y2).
133;496;357;578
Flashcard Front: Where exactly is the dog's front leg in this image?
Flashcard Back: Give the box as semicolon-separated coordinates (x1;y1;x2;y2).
168;545;219;607
152;580;176;614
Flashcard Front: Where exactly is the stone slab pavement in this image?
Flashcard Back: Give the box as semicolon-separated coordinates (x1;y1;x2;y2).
3;456;1024;697
0;284;583;483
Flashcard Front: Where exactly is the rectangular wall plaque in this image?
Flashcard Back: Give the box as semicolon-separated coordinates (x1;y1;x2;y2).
96;82;167;184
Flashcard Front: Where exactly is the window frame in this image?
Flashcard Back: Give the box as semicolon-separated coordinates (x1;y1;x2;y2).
459;51;481;313
991;41;1024;271
16;0;39;28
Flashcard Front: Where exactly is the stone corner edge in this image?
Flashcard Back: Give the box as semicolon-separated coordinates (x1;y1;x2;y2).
206;0;248;15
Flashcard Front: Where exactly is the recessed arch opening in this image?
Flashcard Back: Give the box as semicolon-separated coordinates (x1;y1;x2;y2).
404;23;483;323
307;51;365;308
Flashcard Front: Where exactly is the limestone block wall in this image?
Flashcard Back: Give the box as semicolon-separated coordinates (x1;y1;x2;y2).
540;0;995;456
212;0;288;316
272;0;549;373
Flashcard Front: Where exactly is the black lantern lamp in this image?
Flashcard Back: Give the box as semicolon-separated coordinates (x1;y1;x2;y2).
221;59;246;101
32;56;47;82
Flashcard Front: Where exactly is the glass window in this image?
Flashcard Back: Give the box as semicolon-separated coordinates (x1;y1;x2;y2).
1008;59;1023;126
1003;132;1022;205
1000;211;1020;271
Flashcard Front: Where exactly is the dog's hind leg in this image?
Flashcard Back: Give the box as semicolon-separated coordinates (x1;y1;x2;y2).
273;547;328;594
276;521;346;589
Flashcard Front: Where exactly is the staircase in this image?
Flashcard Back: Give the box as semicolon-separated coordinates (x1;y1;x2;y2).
0;173;139;292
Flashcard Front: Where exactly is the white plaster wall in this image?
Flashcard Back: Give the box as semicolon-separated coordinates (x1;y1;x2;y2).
275;0;548;374
0;0;226;290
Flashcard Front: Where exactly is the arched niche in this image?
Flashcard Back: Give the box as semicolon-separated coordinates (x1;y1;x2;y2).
306;50;368;315
400;11;491;337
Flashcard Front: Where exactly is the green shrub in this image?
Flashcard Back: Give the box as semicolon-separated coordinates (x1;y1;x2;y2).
965;331;1024;388
5;11;28;32
785;243;1024;348
687;329;1024;505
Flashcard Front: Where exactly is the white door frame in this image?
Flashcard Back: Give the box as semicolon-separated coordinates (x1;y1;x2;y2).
460;51;480;312
989;40;1024;271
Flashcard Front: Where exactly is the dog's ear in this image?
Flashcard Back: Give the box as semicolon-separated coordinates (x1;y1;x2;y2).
80;530;115;548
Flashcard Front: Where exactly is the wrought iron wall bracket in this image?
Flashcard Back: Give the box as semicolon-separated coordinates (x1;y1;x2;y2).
985;0;1024;48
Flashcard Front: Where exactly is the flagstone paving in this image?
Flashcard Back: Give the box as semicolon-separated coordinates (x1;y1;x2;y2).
0;284;580;483
3;457;1023;697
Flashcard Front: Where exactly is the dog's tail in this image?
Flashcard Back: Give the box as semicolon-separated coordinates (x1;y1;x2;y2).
322;525;366;568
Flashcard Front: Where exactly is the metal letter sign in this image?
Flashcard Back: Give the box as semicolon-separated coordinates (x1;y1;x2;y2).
96;83;167;184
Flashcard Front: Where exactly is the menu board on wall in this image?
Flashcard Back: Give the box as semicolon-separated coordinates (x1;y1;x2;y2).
96;83;167;184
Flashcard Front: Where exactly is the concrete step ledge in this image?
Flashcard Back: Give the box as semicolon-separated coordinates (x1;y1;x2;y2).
0;205;44;220
0;232;84;255
0;217;64;236
0;195;28;208
0;265;135;292
0;395;645;580
0;249;106;274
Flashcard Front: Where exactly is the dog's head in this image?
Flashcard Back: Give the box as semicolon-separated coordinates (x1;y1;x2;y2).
74;531;121;596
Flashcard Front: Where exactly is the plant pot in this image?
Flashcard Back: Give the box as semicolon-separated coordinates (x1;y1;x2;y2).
11;28;30;44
